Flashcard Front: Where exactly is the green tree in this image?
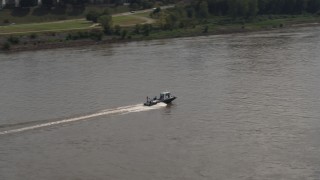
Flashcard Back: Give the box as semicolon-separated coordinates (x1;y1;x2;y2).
7;36;20;45
86;11;100;23
102;8;112;15
307;0;320;13
248;0;258;17
228;0;238;17
257;0;268;14
2;42;10;50
121;29;128;39
89;30;104;41
142;24;152;36
186;6;196;18
198;1;209;18
99;15;113;34
134;24;141;34
295;0;308;13
202;25;209;33
207;0;229;15
165;13;178;29
20;0;37;7
41;0;54;9
238;0;249;17
114;25;121;35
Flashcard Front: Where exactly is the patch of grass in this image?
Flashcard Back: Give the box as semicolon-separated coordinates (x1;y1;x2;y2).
113;15;147;26
0;20;94;34
134;12;151;18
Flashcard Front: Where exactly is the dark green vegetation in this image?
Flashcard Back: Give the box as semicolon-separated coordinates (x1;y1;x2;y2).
151;0;320;30
1;0;320;51
131;0;320;39
197;0;320;17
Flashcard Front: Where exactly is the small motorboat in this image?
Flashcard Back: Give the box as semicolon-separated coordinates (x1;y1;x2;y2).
144;91;177;106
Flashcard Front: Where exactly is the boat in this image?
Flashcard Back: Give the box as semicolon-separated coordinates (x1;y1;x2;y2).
144;92;177;106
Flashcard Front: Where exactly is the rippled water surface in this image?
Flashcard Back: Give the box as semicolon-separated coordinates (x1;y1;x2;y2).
1;26;320;180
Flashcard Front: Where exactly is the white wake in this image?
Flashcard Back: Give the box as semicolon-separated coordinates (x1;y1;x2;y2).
0;103;167;135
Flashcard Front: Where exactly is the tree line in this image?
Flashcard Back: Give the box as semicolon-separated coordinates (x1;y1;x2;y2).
190;0;320;19
146;0;320;33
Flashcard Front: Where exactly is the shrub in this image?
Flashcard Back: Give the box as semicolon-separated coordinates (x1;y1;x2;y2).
98;15;113;35
89;30;104;41
2;42;11;50
7;36;20;44
66;33;77;40
3;19;10;24
86;11;100;23
142;24;152;36
29;33;38;39
121;29;128;39
114;25;121;35
77;31;89;38
203;25;209;33
134;24;141;34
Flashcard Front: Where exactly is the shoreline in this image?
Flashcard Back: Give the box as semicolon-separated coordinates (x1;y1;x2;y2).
1;21;320;53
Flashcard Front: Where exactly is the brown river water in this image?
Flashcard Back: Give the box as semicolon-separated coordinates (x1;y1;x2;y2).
0;26;320;180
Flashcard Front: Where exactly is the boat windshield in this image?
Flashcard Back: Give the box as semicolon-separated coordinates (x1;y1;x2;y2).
160;92;171;100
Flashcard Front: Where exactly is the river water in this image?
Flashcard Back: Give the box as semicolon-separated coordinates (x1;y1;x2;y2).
1;26;320;180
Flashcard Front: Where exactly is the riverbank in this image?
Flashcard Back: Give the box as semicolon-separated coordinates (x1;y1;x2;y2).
1;14;320;53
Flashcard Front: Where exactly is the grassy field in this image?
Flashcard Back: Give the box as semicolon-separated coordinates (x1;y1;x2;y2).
133;12;151;18
0;19;95;34
113;15;148;26
0;10;154;35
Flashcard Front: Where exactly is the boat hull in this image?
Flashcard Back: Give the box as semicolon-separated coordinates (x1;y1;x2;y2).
144;101;158;106
161;97;176;104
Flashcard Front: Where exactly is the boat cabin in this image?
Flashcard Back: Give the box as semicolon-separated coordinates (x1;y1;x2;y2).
160;92;171;100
